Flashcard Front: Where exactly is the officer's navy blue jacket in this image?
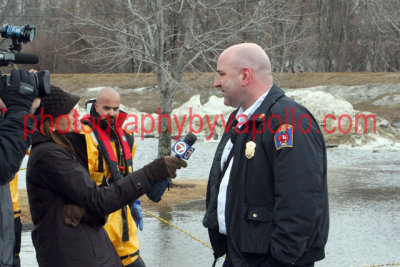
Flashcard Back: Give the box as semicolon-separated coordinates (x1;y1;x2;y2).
203;84;329;266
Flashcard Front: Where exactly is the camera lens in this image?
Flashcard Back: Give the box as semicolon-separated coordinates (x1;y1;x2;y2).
0;24;36;43
28;27;35;42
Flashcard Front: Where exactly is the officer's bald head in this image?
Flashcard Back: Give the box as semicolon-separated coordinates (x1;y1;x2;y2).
215;43;273;110
220;43;272;81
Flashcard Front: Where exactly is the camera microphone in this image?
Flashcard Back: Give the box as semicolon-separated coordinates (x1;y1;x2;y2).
0;51;39;65
146;133;197;202
13;53;39;64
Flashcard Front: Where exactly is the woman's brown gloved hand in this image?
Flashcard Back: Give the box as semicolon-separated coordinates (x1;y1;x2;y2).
63;204;86;227
143;156;187;184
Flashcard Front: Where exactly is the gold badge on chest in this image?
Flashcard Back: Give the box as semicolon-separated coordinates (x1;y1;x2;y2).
245;141;256;159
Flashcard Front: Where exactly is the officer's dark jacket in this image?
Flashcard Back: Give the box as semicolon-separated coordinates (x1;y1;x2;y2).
0;111;34;267
203;85;329;266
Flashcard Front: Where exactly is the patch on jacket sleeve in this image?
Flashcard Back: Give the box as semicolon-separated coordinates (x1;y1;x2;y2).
274;124;293;150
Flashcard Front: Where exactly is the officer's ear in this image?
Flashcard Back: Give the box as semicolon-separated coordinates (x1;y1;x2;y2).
240;67;252;86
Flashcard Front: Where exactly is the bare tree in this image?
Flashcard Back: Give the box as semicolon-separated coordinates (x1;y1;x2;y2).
312;0;359;71
367;0;400;71
260;0;312;83
2;0;400;74
50;0;300;156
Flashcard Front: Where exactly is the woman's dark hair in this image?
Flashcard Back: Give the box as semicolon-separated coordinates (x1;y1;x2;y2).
41;118;75;155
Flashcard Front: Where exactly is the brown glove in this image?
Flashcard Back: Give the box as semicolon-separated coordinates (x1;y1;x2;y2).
63;204;86;227
164;156;187;177
143;156;187;184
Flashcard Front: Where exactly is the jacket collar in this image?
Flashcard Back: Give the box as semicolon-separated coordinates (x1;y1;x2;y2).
250;84;285;121
229;84;285;123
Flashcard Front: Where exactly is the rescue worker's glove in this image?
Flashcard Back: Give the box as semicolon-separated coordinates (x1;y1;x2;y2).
63;204;86;227
0;69;37;113
130;199;143;230
142;156;187;184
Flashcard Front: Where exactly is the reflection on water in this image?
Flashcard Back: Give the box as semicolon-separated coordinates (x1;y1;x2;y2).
325;148;400;267
20;145;400;267
138;200;221;267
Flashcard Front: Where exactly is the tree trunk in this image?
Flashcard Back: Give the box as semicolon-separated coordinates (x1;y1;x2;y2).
157;70;174;184
158;92;172;157
157;71;172;157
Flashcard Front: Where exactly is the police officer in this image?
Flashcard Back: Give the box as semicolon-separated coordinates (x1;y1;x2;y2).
203;43;329;267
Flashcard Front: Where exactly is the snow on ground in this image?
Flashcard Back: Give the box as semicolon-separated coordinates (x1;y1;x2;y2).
79;85;400;149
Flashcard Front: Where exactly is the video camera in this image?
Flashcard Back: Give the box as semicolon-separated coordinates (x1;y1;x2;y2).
0;24;50;97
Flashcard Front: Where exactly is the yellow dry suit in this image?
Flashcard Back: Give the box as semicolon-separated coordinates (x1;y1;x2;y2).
9;174;20;219
81;110;141;266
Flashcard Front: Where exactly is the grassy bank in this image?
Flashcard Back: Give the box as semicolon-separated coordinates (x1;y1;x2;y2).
19;179;208;223
51;72;400;92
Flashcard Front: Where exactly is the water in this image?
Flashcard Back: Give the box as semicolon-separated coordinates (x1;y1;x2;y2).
18;141;400;267
131;138;220;180
324;148;400;267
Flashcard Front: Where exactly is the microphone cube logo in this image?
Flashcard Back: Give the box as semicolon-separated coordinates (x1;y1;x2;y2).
184;147;195;160
172;139;195;160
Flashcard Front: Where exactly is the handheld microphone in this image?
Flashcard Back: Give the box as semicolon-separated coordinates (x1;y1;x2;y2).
172;133;197;160
0;51;39;65
146;133;197;202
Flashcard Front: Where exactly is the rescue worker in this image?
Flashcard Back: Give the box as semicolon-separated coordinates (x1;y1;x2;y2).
79;87;144;267
9;174;22;267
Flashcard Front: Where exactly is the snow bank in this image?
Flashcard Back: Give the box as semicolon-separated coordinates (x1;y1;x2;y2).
78;86;399;149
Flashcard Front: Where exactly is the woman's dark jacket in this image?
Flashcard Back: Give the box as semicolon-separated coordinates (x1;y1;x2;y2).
27;132;152;267
203;85;329;266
